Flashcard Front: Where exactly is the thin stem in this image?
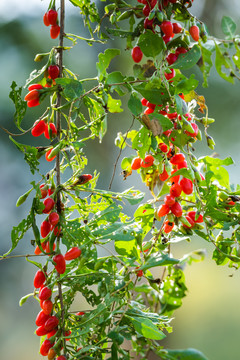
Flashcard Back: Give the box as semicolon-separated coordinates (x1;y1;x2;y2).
0;253;44;261
108;116;135;190
56;0;66;353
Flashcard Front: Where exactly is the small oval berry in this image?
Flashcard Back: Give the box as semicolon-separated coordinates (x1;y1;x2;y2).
41;220;51;238
27;99;40;108
41;299;53;315
180;177;193;195
177;160;188;169
190;25;200;42
158;143;168;153
170;183;182;198
43;12;50;26
24;89;39;102
53;254;66;274
34;242;47;255
50;25;60;39
49;212;59;227
170;153;185;165
47;9;58;26
164;195;176;207
172;22;182;34
164;220;174;233
36;310;50;326
131;157;142;170
160;21;174;37
34;270;46;288
64;247;81;261
131;46;143;63
166;53;178;65
36;325;49;337
141;98;148;106
39;286;52;301
48;348;57;360
171;202;182;217
28;84;43;91
48;65;60;80
43;197;55;214
157;204;170;217
140;154;154;168
47;329;57;339
31;120;46;137
44;316;59;332
40;340;54;356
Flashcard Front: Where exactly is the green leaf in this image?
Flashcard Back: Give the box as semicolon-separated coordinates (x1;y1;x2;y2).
128;93;142;116
133;78;169;105
134;204;155;236
9;81;27;130
121;188;145;205
121;157;132;170
132;126;151;158
92;203;121;224
171;45;201;70
215;43;234;83
16;188;33;207
127;316;166;340
69;0;82;7
10;136;39;174
107;94;123;113
221;16;236;39
56;78;83;100
19;293;34;307
175;94;188;115
162;348;209;360
199;44;213;87
138;30;164;58
148;113;173;131
5;213;33;256
115;239;137;257
174;73;199;94
97;48;120;80
106;71;124;85
139;253;179;271
233;43;240;69
201;156;234;188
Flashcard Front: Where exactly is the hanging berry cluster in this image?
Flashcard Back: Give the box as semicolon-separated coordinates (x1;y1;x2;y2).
43;7;60;39
5;0;240;359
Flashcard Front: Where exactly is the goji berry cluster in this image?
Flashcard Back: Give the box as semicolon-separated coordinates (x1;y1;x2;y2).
25;65;60;108
132;0;198;64
43;8;60;39
33;239;82;357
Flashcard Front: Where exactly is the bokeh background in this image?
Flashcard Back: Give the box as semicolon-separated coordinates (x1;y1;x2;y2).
1;0;240;359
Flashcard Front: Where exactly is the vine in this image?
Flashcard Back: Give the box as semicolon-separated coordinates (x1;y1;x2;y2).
2;0;240;359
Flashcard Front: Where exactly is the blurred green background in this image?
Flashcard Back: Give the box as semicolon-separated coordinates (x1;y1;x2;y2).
1;0;240;359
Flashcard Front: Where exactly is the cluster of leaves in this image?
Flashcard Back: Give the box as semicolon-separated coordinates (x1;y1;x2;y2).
3;0;240;360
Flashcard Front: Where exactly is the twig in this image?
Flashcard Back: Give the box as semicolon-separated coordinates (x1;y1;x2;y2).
56;0;66;352
0;253;44;261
